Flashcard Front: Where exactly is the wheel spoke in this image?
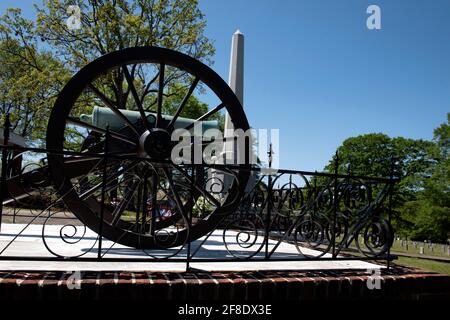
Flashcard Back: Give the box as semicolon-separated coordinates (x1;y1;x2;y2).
63;156;103;163
155;63;165;128
122;64;152;131
172;164;221;208
166;77;199;131
184;103;225;131
79;161;139;199
88;83;141;136
111;178;141;226
162;167;187;219
67;117;137;146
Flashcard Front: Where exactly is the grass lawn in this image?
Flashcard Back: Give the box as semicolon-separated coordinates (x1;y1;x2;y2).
394;256;450;275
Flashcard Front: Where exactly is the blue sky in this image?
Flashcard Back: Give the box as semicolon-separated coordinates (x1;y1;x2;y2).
199;0;450;171
1;0;449;171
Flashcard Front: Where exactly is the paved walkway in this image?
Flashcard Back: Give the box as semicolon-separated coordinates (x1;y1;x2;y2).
0;223;382;272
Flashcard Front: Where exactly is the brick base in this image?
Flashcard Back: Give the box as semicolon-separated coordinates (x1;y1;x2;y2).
0;266;448;300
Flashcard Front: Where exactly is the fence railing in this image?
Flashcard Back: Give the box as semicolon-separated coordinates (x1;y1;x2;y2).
0;121;399;271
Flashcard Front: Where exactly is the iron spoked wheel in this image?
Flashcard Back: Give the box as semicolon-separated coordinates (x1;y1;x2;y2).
46;47;250;250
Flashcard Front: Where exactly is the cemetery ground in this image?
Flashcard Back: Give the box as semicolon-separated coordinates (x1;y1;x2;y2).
332;244;450;275
387;238;450;274
391;239;450;258
395;256;450;275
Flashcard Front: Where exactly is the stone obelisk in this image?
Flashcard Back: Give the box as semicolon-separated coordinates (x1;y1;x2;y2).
225;29;244;127
222;30;244;190
209;30;244;194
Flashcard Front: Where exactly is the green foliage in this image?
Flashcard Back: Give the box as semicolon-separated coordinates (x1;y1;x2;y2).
402;115;450;242
35;0;214;70
324;133;437;181
0;9;71;144
434;113;450;158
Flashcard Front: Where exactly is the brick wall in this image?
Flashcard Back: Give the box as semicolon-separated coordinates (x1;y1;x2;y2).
0;267;448;300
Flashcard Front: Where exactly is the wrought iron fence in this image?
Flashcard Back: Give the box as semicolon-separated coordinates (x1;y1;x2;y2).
0;119;398;271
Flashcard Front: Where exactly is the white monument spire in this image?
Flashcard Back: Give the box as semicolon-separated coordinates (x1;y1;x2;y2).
224;29;244;134
208;30;245;194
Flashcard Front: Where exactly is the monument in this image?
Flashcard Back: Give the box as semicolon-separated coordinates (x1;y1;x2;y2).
209;30;245;194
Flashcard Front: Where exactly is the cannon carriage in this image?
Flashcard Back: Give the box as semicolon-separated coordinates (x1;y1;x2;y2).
4;46;252;250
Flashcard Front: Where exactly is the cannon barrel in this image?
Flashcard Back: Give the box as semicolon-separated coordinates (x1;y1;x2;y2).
80;106;218;133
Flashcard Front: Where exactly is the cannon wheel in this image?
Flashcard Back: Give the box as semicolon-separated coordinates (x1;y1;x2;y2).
46;47;250;250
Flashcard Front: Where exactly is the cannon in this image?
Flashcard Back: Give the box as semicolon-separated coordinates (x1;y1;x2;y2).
79;106;219;133
5;47;251;250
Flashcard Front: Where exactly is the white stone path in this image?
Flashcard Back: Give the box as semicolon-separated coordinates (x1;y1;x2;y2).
0;223;381;272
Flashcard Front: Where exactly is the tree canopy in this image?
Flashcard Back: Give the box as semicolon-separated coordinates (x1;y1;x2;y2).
401;114;450;241
0;0;215;145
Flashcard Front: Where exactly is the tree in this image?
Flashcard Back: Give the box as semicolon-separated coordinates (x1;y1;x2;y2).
403;157;450;242
434;113;450;158
35;0;214;70
403;114;450;242
0;9;70;144
322;133;438;237
0;0;216;144
324;133;436;179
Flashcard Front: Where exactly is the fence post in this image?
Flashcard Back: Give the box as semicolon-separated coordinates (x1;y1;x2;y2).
264;143;273;260
387;186;392;269
97;125;110;260
332;151;339;258
0;113;11;232
387;157;396;270
314;171;317;211
186;135;194;272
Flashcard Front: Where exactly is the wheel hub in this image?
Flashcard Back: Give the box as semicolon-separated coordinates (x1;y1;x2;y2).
139;129;171;159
